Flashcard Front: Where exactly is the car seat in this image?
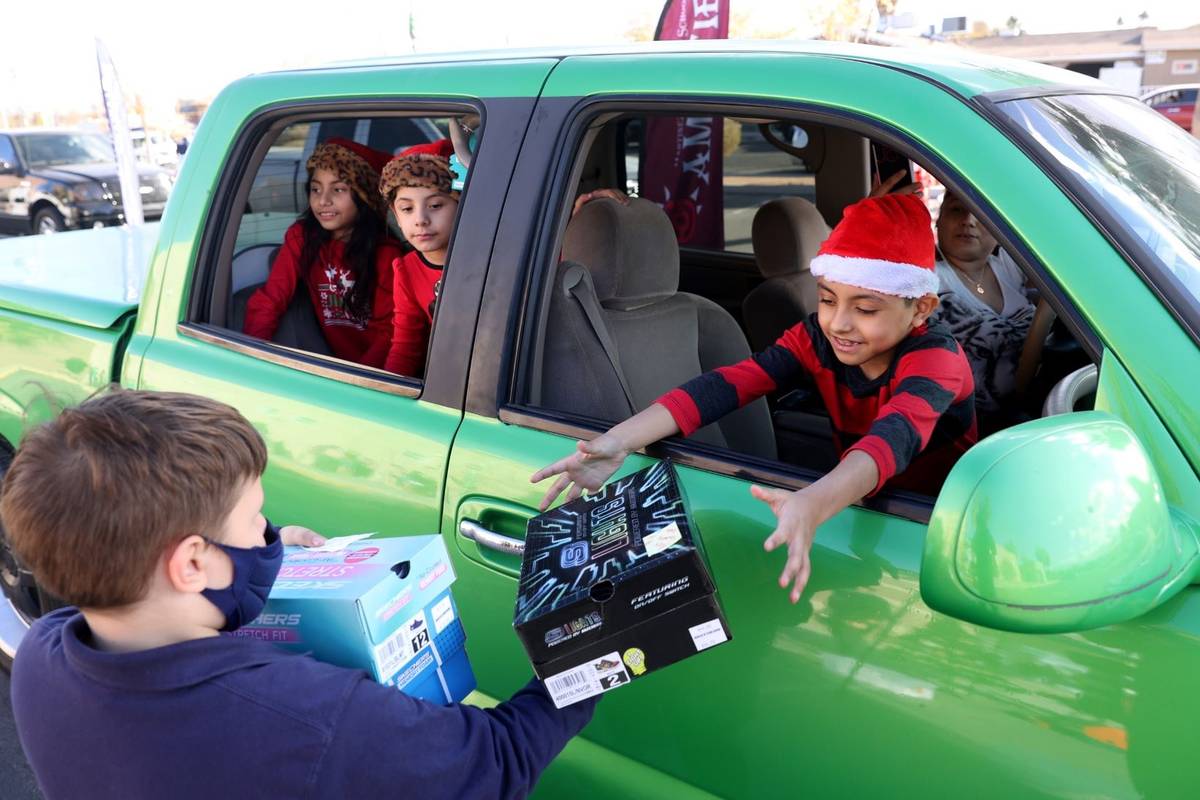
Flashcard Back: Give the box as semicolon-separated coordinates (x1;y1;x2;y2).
742;197;830;352
227;244;332;355
540;198;776;460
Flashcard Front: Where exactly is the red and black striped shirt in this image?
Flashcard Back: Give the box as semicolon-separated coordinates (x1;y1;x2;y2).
656;314;977;496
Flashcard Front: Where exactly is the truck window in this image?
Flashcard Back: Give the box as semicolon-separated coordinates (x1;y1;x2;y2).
203;112;473;383
0;135;16;167
513;109;1093;504
621;116;817;254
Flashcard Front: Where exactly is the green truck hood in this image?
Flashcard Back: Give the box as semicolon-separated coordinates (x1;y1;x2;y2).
0;223;158;329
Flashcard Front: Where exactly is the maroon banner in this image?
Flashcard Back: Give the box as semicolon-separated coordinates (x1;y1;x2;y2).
640;0;730;249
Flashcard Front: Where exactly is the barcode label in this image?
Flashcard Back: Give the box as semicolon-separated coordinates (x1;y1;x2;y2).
373;611;428;682
543;651;630;708
689;619;728;652
374;628;413;681
642;522;682;557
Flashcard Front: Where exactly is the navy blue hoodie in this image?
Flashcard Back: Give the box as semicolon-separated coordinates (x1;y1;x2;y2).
12;609;597;799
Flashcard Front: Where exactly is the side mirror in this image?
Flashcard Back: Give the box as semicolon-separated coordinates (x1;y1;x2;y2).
921;412;1200;633
0;160;17;175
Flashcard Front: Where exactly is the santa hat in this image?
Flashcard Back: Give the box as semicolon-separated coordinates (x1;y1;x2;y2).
809;194;938;298
378;139;458;202
306;137;391;218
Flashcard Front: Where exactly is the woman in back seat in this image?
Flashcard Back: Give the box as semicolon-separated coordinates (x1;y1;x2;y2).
243;138;402;368
932;192;1036;431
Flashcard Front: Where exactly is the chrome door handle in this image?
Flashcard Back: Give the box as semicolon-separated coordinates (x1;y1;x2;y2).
459;519;525;556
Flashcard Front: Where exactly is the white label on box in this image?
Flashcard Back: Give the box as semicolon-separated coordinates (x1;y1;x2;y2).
373;612;431;682
642;522;682;557
374;625;416;682
543;651;631;709
689;619;728;652
304;532;376;552
432;595;455;634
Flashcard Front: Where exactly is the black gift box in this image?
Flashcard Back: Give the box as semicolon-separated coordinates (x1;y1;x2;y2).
515;461;732;707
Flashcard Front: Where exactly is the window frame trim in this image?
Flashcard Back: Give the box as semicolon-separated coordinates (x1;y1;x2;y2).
500;405;936;523
184;97;484;403
178;322;422;397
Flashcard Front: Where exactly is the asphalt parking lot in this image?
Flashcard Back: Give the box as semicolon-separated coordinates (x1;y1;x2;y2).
0;671;41;799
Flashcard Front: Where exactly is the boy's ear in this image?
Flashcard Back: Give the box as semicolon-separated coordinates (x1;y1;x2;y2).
912;293;939;326
164;535;220;594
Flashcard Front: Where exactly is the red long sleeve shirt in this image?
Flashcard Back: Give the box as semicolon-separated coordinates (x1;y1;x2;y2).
243;223;402;369
657;314;977;496
385;249;443;376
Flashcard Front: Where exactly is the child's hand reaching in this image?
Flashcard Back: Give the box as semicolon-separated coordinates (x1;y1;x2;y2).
868;169;921;198
751;486;820;604
279;525;327;548
530;433;629;511
749;451;879;604
572;189;630;217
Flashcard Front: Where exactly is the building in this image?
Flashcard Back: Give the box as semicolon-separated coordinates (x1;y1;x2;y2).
957;25;1200;93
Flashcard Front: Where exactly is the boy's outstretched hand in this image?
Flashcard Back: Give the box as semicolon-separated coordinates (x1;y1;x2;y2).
750;451;879;604
280;525;327;548
530;404;682;511
530;434;629;511
751;486;819;604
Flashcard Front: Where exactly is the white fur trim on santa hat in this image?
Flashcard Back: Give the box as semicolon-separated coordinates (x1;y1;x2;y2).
810;253;939;298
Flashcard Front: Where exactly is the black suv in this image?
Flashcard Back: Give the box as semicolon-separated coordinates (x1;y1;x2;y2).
0;129;173;235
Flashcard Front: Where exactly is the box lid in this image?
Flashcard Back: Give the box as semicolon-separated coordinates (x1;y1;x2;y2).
273;535;456;644
515;461;713;635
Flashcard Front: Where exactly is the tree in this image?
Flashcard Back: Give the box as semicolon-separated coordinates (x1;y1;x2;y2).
813;0;871;42
1006;16;1021;33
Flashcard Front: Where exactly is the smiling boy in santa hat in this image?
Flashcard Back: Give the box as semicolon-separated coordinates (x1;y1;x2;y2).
531;193;977;603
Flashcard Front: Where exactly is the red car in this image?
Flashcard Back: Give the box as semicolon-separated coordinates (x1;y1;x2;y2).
1141;84;1199;132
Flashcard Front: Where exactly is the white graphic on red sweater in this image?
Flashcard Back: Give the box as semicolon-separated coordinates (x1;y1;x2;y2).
317;264;364;329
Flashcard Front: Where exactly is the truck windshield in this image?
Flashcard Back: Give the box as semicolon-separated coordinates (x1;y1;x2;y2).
18;133;114;167
998;93;1200;321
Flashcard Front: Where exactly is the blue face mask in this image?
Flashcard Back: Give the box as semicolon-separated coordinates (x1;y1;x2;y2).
201;523;283;632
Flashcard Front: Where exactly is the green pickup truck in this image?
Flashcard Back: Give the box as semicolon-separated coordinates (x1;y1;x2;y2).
3;42;1200;799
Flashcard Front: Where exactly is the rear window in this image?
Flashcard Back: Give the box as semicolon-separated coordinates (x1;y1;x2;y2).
621;116;816;254
999;93;1200;322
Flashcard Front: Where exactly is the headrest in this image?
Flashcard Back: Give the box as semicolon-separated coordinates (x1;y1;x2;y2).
562;197;679;309
751;198;832;279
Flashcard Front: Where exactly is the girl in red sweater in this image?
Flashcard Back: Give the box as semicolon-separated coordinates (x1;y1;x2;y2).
378;140;460;377
243;138;403;369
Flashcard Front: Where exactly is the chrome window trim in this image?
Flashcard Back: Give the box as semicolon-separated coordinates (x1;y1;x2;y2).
177;322;422;398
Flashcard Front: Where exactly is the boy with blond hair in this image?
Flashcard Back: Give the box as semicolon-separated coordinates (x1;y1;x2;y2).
3;389;595;800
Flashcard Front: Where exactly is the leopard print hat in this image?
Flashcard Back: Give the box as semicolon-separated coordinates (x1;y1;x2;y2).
306;138;391;219
379;139;459;203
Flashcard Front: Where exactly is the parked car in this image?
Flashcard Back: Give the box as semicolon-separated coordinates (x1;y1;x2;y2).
1140;83;1199;132
130;127;180;172
2;43;1200;799
0;129;173;235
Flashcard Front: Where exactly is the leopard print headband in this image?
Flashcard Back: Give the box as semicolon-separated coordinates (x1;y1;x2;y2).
306;142;387;218
379;154;459;201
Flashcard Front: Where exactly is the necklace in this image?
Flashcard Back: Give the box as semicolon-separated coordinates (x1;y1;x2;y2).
951;263;987;295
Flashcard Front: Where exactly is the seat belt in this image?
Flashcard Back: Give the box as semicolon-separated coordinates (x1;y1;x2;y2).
562;263;637;413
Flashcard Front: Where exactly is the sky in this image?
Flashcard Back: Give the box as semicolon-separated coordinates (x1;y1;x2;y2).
2;0;1198;123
